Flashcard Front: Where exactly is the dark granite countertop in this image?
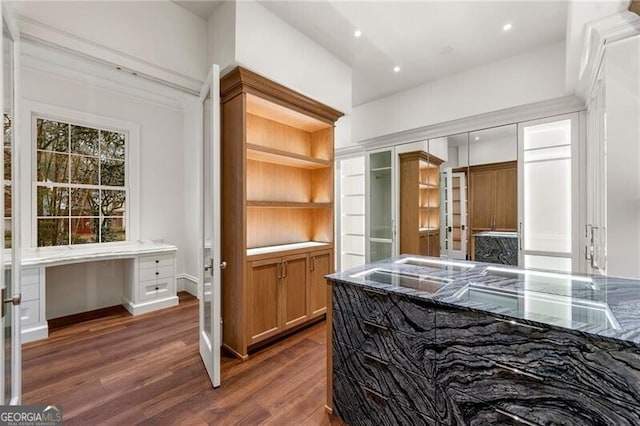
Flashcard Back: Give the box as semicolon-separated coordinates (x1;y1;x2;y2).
327;255;640;348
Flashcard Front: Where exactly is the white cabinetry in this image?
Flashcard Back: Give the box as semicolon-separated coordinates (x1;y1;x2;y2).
21;242;178;343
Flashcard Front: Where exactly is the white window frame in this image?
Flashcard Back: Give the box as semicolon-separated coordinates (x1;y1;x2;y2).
21;101;140;247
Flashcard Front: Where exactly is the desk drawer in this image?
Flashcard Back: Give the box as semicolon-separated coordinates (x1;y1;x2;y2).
20;300;39;327
21;268;40;286
138;278;173;302
22;284;39;302
139;254;174;270
139;265;173;282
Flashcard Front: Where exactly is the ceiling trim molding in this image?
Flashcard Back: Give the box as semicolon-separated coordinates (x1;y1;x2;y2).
357;95;586;151
15;14;203;95
577;10;640;100
21;44;195;111
335;145;365;160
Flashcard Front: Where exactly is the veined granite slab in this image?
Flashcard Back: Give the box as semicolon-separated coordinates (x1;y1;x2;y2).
326;255;640;348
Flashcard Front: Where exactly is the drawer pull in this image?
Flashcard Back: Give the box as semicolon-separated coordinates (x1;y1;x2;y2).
362;320;388;332
363;353;389;367
495;317;545;331
361;385;388;404
495;408;537;426
155;260;159;264
362;287;387;296
155;272;159;276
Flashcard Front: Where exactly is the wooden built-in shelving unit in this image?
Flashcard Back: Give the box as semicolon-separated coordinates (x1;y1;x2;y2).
221;66;343;359
400;151;443;257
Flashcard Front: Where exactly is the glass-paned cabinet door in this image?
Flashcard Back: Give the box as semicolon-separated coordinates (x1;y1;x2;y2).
367;149;395;262
519;115;577;273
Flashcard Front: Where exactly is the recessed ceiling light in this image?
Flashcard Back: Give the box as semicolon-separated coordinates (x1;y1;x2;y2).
354;29;362;38
503;23;512;32
474;136;480;141
393;66;401;73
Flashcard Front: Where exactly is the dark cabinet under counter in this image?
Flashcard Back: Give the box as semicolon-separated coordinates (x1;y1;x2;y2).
326;257;640;425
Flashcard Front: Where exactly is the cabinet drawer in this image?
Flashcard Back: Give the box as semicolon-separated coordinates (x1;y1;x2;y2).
333;372;437;426
386;294;436;337
333;282;393;325
138;278;173;302
436;307;640;408
438;347;640;425
21;268;40;286
139;254;174;270
334;341;441;421
20;300;39;327
441;387;532;426
139;265;173;282
22;284;39;302
333;309;436;378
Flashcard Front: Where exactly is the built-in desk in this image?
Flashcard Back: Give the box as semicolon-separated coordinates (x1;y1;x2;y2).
19;241;178;343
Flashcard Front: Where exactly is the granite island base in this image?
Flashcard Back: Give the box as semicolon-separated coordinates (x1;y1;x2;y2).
326;256;640;425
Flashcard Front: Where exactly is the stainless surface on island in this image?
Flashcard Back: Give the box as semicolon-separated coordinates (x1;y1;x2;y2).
327;255;640;425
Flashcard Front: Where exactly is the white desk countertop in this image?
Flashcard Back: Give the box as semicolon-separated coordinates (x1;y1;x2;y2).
15;241;177;268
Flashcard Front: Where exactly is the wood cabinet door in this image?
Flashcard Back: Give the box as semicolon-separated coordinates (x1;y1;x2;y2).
427;231;440;257
247;258;281;345
282;254;309;330
494;167;517;231
308;250;332;318
469;170;496;231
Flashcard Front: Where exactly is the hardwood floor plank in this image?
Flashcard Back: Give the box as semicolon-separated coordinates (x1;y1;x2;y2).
22;292;345;425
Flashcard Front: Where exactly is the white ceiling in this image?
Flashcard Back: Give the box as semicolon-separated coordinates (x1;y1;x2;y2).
172;1;223;20
259;1;568;106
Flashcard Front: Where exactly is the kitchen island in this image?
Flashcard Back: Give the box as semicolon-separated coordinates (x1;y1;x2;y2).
326;255;640;425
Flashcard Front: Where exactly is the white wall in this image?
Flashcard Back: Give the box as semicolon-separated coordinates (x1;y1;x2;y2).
605;35;640;278
207;0;236;73
10;1;208;89
233;0;352;147
352;42;568;144
20;64;188;317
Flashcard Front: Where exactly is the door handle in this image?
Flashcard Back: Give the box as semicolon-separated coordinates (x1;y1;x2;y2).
220;261;227;270
310;256;315;272
204;258;214;272
283;261;287;278
1;289;20;317
519;222;523;251
277;262;282;279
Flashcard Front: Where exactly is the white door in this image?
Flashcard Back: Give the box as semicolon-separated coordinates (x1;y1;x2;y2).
199;65;221;387
518;114;579;273
2;3;22;405
366;148;396;261
446;171;467;260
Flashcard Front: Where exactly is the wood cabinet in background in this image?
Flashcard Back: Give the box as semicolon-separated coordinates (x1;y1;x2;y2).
308;250;332;319
399;151;443;256
221;66;343;359
469;161;517;233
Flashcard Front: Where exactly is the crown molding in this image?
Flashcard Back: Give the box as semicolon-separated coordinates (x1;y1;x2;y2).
577;11;640;100
334;144;365;160
15;14;203;96
358;95;585;151
220;66;344;124
21;41;196;110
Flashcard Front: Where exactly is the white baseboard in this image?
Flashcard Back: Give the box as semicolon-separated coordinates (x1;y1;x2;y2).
121;296;179;316
177;273;199;298
22;324;48;344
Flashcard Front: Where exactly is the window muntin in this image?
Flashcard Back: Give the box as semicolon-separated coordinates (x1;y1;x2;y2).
35;117;127;246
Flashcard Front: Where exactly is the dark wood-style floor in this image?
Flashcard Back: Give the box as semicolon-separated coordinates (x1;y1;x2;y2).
22;293;345;425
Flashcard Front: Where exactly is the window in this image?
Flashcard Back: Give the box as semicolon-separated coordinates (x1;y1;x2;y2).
35;117;127;246
3;113;11;248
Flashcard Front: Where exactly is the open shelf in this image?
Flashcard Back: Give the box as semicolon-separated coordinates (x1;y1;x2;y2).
247;143;331;169
246;241;330;257
419;182;439;189
247;201;332;208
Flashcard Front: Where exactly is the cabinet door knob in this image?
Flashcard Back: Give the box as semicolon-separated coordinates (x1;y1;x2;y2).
155;260;159;264
155;272;159;276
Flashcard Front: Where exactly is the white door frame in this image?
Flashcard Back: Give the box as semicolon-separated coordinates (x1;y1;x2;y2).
1;1;22;405
198;64;221;388
447;171;467;260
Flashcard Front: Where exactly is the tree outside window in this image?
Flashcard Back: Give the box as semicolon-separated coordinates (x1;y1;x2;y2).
36;118;127;246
